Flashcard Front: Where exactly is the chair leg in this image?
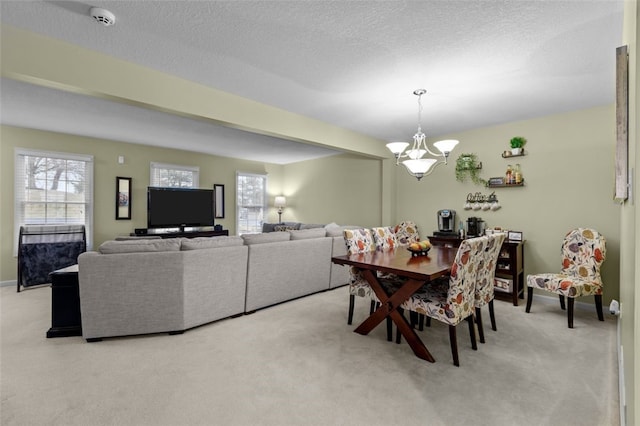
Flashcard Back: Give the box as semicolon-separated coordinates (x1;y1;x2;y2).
475;308;485;344
488;300;497;331
370;300;377;315
395;308;404;344
348;295;355;325
409;311;418;329
525;287;534;313
595;294;604;321
559;295;566;310
386;317;393;341
448;325;460;367
426;317;432;327
418;314;424;331
567;297;574;328
466;316;477;350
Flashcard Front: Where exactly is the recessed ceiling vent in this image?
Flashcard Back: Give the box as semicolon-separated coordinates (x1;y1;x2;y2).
89;7;116;26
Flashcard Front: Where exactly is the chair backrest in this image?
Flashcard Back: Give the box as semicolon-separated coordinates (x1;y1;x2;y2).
475;233;506;306
560;228;606;281
394;221;420;246
445;236;486;321
343;228;375;255
371;226;398;251
343;228;376;286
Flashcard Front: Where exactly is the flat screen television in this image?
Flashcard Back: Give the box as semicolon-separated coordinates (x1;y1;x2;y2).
147;187;214;230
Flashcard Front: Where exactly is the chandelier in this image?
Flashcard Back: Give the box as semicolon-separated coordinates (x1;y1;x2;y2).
386;89;459;180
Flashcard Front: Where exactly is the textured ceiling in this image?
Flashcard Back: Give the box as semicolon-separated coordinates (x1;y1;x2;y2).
0;0;624;164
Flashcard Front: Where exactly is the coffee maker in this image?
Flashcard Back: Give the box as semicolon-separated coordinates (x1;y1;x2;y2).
435;210;457;236
466;217;485;237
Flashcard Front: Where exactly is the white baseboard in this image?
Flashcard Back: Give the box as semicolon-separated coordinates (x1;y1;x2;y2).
617;309;626;426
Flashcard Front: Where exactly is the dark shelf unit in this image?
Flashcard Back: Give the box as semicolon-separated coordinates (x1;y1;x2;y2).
428;236;525;305
494;241;525;306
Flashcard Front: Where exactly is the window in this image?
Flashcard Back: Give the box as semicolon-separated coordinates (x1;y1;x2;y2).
150;162;199;188
14;148;94;251
236;172;267;235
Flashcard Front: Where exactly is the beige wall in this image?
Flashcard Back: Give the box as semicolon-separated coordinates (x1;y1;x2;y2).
282;154;384;227
394;105;621;304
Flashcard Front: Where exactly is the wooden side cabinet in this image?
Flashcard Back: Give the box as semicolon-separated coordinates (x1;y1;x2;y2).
47;265;82;338
494;241;525;306
428;235;525;306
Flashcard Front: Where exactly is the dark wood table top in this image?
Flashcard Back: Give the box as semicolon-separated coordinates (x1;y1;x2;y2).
332;246;458;281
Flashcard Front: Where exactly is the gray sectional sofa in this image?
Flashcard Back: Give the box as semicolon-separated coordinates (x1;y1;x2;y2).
77;225;352;341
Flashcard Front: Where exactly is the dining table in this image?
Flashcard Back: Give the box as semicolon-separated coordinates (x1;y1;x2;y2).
331;245;458;363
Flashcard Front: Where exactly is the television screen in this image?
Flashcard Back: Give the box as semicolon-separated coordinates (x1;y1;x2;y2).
147;187;214;229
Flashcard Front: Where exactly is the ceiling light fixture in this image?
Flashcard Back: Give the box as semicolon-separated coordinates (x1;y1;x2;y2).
89;7;116;26
386;89;459;181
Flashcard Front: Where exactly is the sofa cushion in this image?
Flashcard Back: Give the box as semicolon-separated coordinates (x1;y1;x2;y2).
180;236;244;250
242;232;291;245
289;228;327;240
98;239;181;254
299;223;325;230
262;222;278;233
262;222;300;232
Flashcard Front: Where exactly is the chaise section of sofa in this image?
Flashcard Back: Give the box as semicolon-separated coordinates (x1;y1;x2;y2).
78;236;248;341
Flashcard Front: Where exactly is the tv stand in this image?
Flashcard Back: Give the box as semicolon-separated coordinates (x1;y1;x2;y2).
130;229;229;239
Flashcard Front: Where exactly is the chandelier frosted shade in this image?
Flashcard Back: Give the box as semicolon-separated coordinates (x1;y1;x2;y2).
403;158;437;179
433;139;459;154
386;142;410;156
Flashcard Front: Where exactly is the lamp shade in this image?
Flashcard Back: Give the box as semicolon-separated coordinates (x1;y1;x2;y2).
274;196;286;208
433;139;459;154
386;142;409;155
402;158;437;175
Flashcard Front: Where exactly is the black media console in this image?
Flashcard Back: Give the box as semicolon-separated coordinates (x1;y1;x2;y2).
129;229;229;238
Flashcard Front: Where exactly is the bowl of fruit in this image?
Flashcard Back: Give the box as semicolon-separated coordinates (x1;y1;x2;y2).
407;240;432;257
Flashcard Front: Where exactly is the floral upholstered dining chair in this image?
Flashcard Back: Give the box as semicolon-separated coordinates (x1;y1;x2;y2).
393;221;420;246
526;228;606;328
474;233;506;343
401;237;485;366
371;226;398;251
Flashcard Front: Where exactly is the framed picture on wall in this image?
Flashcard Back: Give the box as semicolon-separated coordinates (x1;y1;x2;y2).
615;45;629;202
116;176;132;220
214;184;225;219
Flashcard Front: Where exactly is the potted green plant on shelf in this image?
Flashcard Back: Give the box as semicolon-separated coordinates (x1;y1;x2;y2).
455;153;486;186
510;136;527;155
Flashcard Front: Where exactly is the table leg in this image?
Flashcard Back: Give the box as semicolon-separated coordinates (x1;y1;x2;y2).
353;270;435;363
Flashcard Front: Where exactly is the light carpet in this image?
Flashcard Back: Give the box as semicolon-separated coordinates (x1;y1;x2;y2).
0;285;618;426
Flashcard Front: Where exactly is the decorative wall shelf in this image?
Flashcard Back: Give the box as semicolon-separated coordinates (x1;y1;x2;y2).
487;181;525;188
501;150;526;158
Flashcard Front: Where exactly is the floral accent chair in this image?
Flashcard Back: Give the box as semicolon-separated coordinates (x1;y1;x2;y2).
401;237;485;366
474;233;506;343
526;228;606;328
394;221;420;246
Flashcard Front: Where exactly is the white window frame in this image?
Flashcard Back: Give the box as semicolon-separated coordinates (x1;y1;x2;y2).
236;172;268;235
150;162;199;188
14;148;94;253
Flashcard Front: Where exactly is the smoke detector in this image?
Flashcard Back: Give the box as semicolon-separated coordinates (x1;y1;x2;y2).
89;7;116;26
